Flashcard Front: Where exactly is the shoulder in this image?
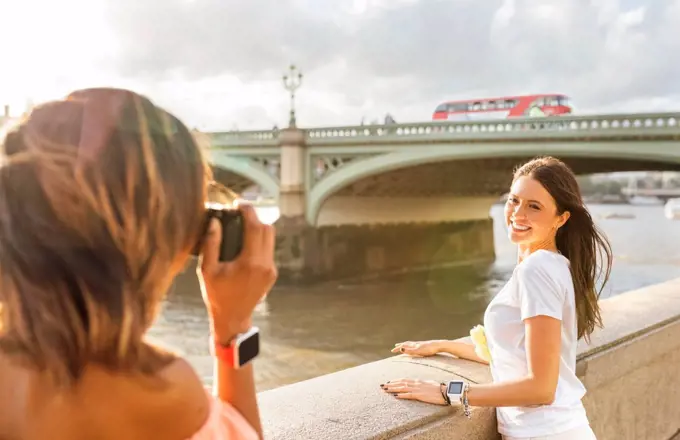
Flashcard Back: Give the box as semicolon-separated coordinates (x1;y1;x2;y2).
117;357;212;439
157;357;212;427
161;361;259;440
514;251;572;319
513;250;572;303
0;354;213;440
516;250;571;287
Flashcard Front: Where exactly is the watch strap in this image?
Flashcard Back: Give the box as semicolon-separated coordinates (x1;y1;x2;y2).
440;382;451;405
213;339;236;365
210;335;237;367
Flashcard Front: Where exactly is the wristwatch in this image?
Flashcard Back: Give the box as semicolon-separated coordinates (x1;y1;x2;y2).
446;380;466;405
212;326;260;369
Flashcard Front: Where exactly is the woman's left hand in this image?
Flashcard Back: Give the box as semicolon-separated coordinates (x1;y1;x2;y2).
380;379;449;406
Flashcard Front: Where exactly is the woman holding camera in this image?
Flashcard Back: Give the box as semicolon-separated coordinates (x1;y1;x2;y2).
0;88;275;439
382;157;612;440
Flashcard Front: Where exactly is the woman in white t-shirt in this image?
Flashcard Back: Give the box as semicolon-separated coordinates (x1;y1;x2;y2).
381;156;612;440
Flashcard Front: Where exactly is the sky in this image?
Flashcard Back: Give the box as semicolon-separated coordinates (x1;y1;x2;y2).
1;0;679;130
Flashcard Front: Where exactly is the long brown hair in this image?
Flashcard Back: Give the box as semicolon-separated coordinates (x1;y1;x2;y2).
0;88;209;385
514;156;613;342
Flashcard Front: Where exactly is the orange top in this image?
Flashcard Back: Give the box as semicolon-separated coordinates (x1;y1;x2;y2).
188;392;259;440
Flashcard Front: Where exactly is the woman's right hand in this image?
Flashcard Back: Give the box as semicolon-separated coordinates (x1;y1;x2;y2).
197;203;278;345
391;340;443;358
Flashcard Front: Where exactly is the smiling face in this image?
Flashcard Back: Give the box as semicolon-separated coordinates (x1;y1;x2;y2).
504;175;570;249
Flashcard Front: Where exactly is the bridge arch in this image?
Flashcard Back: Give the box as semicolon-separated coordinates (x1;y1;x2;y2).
210;152;280;198
306;142;680;225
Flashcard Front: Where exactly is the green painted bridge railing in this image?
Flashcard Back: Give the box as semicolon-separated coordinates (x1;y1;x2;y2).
208;112;680;148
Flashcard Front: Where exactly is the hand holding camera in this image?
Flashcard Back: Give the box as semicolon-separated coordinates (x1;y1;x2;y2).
196;203;277;345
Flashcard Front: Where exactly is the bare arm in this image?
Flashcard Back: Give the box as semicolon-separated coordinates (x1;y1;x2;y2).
199;206;277;440
383;317;559;407
467;315;561;407
214;360;262;438
434;339;490;365
209;315;263;438
387;258;564;409
208;310;264;439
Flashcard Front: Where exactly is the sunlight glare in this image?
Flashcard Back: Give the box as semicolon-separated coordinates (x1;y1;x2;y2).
0;0;117;112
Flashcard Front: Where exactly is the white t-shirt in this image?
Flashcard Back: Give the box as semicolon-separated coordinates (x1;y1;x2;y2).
483;249;590;438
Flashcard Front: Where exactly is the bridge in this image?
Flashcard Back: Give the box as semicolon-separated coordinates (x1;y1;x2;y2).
203;112;680;282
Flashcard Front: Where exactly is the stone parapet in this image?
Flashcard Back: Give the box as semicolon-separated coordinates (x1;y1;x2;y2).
258;278;680;440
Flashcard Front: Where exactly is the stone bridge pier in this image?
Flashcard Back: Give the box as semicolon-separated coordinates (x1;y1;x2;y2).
273;132;506;284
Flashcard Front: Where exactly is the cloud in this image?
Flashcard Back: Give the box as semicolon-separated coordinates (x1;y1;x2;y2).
340;0;680;111
105;0;345;80
102;0;680;128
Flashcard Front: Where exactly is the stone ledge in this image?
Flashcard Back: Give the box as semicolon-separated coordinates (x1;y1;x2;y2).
576;277;680;360
258;355;497;440
258;277;680;440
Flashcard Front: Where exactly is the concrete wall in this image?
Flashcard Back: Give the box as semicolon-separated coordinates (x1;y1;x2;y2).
275;218;495;283
257;278;680;440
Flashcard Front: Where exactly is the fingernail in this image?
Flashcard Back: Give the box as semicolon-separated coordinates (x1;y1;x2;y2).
400;348;404;353
208;218;220;234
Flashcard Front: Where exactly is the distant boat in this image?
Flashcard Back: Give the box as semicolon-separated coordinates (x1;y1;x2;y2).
583;194;629;205
664;198;680;220
628;196;664;206
601;212;636;220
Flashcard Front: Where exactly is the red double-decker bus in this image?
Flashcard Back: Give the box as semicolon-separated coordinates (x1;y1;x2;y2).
432;94;573;121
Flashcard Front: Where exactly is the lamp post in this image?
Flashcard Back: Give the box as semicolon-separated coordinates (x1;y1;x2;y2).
282;64;303;128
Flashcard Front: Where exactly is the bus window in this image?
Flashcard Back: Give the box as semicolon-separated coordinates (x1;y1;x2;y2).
435;103;448;113
505;99;517;108
487;101;497;110
544;96;559;106
558;96;571;107
472;102;482;111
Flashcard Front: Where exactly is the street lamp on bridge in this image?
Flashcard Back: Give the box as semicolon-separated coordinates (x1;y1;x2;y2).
282;64;303;128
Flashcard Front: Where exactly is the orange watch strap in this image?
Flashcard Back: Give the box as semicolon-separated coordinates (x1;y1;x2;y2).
211;337;236;366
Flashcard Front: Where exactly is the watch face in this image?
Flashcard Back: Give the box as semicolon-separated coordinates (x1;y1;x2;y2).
238;331;260;366
447;381;463;394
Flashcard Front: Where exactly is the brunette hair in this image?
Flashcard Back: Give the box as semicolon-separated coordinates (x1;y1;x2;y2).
514;156;613;342
0;88;209;385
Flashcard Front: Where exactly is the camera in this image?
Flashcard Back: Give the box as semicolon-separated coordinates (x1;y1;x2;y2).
192;203;244;262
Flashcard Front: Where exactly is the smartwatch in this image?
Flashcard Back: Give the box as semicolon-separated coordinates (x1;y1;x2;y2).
446;380;466;405
212;326;260;369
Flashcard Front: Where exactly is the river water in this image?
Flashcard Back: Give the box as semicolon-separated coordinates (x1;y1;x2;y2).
148;203;680;391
